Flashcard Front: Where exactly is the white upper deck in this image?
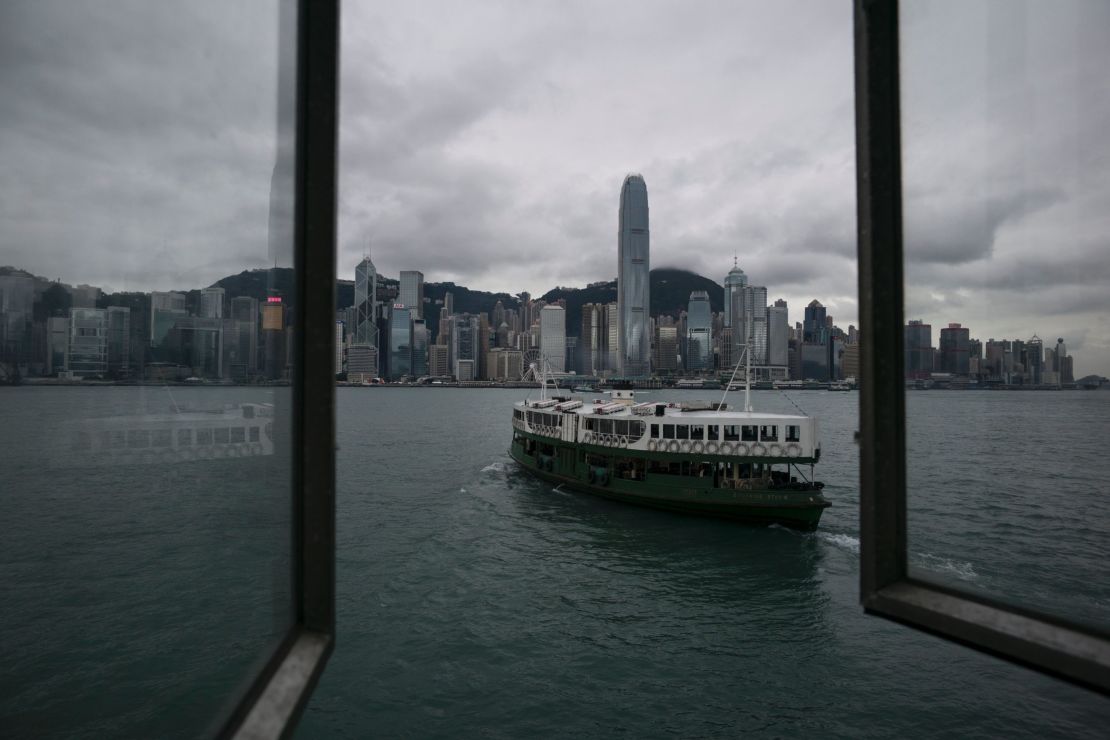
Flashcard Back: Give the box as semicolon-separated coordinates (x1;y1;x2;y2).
513;390;820;461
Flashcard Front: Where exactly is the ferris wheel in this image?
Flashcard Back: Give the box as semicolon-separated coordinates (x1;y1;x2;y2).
521;348;545;380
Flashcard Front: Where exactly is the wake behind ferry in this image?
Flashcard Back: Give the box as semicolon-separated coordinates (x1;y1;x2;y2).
508;354;829;530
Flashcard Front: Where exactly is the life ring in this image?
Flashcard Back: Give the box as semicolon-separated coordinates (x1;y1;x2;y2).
720;442;734;455
734;443;749;456
181;447;197;461
705;441;719;454
618;435;628;447
197;447;213;460
213;446;228;459
692;441;704;454
680;440;691;453
648;440;658;452
250;443;263;456
769;443;783;457
751;443;767;457
668;440;680;453
786;443;802;458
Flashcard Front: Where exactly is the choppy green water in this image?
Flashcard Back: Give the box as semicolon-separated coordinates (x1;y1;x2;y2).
1;387;1108;738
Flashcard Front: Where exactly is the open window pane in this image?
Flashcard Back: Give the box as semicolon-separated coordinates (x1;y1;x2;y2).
0;1;303;735
901;0;1110;632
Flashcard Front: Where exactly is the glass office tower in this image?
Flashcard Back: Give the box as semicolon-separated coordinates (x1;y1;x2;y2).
686;291;712;371
617;174;650;376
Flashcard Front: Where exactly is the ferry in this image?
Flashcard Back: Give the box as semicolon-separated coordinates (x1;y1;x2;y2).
509;354;829;530
65;402;274;466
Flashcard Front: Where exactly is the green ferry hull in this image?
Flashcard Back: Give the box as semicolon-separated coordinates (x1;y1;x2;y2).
509;440;829;531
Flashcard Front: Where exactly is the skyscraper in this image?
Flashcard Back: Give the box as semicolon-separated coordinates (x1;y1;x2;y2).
724;259;748;361
686;291;712;371
399;270;424;319
904;320;933;379
767;299;789;367
389;306;413;380
617;174;650;376
354;255;378;346
200;286;224;319
939;323;971;375
744;285;768;364
539;304;566;373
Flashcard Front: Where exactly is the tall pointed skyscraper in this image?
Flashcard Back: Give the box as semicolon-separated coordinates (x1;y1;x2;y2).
617;173;650;376
354;252;377;345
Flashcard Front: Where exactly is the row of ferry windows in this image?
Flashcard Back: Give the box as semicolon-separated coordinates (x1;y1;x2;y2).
583;418;647;438
77;426;261;451
649;424;801;443
515;409;564;427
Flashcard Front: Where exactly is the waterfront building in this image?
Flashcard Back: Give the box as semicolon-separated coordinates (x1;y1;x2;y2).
617;174;650;376
47;315;68;375
1025;336;1044;385
478;314;491;380
904;320;933;379
389;306;413;380
106;306;131;378
686;291;712;372
150;291;187;346
654;325;678;373
354;255;378;346
803;300;828;344
580;303;602;375
412;319;428;377
744;285;769;365
487;347;524;381
724;259;748;360
428;344;449;377
841;341;860;380
67;308;109;378
399;270;424;319
165;317;223;378
939;323;971;375
718;326;734;371
335;320;345;375
261;298;286;379
456;358;475;382
801;341;830;381
767;299;789;368
229;296;260;377
0;274;35;369
200;286;224;319
451;314;480;376
491;300;506;330
346;344;377;383
539;304;566;372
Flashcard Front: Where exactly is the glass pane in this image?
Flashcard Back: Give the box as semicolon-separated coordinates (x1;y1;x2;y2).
0;1;298;736
902;1;1110;630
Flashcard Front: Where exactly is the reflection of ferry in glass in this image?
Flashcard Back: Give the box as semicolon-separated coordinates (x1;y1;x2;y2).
68;403;274;465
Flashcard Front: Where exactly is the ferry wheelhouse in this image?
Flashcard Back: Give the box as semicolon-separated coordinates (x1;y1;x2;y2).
509;361;830;530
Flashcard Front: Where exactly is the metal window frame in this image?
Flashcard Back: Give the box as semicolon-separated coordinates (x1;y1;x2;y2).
219;0;339;737
854;0;1110;694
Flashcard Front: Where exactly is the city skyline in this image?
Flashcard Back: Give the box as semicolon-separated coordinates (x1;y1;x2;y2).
2;3;1107;372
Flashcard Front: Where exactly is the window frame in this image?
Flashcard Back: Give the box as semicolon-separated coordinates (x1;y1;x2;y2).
854;0;1109;694
220;0;338;736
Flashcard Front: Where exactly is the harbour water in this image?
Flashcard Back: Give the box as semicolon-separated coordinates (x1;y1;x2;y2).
1;387;1108;737
300;388;1110;737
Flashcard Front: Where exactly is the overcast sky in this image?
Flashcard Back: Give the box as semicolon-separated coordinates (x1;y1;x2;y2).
1;1;1107;374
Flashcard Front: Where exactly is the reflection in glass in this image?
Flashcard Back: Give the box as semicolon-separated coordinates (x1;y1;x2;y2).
901;1;1110;630
0;1;298;736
